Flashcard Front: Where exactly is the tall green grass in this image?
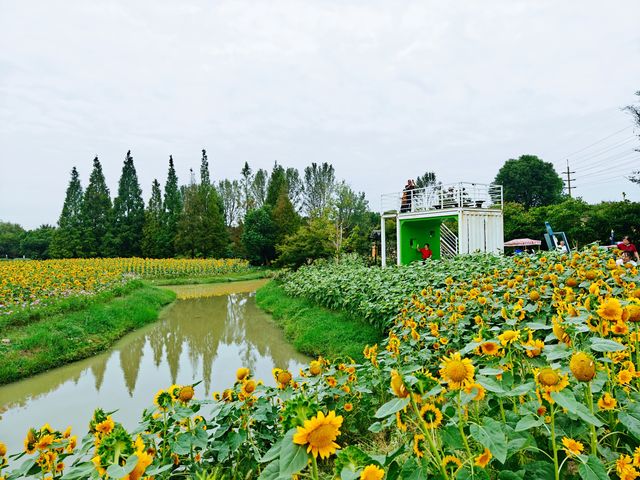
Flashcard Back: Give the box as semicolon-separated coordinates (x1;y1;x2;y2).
0;283;175;385
255;281;383;361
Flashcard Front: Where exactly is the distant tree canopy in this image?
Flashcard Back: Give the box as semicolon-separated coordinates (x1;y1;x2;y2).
495;155;564;208
415;171;438;189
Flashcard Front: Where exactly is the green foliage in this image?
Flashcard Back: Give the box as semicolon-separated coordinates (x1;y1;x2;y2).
495;154;564;208
162;155;182;257
81;156;113;257
20;224;54;259
252;168;268;209
0;221;26;258
0;282;175;385
142;179;165;258
275;215;334;269
272;188;300;245
414;171;438;189
50;166;84;258
241;206;277;265
113;150;145;257
217;178;241;227
303;162;336;216
266;162;288;207
255;281;382;360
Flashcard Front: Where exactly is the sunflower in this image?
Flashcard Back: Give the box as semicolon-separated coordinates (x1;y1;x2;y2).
598;392;617;410
236;367;251;381
413;434;427;458
309;360;322;376
24;429;36;454
480;341;501;356
475;448;492;467
569;352;596;382
616;454;637;479
498;330;520;347
343;403;353;412
154;390;173;411
439;353;474;389
389;370;409;398
535;368;569;403
419;403;443;429
273;368;292;388
463;382;486;401
241;379;257;396
598;298;623;322
627;304;640;323
562;437;584;457
0;440;6;457
442;455;462;471
360;464;384;480
618;369;634;385
523;338;545;358
293;411;343;459
36;434;54;451
178;386;195;403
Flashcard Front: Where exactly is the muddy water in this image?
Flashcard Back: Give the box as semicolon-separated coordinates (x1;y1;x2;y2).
0;280;309;454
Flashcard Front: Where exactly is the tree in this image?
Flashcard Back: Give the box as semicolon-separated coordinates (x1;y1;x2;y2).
252;169;268;209
266;162;287;207
415;171;438;189
81;156;113;257
239;162;254;215
285;167;303;212
272;187;300;244
113;150;145;256
50;166;84;258
21;225;55;259
162;155;182;257
275;215;335;268
332;181;370;254
142;179;164;258
625;91;640;185
217;179;242;227
494;155;564;208
303;162;335;216
241;206;277;265
0;221;25;258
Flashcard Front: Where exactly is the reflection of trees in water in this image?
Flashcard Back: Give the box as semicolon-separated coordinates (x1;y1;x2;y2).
119;335;147;395
0;291;307;413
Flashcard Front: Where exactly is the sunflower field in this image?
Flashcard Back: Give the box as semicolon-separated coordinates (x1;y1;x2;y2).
1;248;640;479
0;258;250;316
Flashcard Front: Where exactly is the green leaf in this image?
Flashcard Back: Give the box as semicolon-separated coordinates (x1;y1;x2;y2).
257;460;282;480
260;439;282;463
590;337;626;352
498;471;525;480
368;421;383;433
525;322;551;330
476;376;506;394
278;430;309;477
106;455;138;478
504;382;535;397
618;408;640;440
374;397;410;418
578;455;608;480
514;415;544;431
469;417;508;464
550;391;603;427
144;464;173;476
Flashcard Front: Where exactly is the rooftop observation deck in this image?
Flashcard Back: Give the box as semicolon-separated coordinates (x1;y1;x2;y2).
381;182;503;216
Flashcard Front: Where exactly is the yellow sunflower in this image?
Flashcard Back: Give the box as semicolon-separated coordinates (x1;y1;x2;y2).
236;367;251;381
309;360;322;376
562;437;584;457
419;403;443;429
360;464;384;480
442;455;462;471
413;434;426;458
390;370;409;398
439;353;474;389
569;352;596;382
293;411;343;459
523;338;544;358
598;392;617;410
475;448;492;468
597;298;623;322
178;386;195;403
480;341;501;356
535;368;569;403
498;330;520;347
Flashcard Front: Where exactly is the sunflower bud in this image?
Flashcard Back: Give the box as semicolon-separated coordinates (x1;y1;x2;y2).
569;352;596;382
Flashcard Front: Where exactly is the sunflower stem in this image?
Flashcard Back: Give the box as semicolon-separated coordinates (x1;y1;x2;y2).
410;395;448;480
457;393;474;476
635;323;640;375
550;404;560;480
585;383;598;455
311;455;319;480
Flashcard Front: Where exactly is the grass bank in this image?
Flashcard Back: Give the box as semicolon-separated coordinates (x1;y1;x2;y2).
0;281;175;385
147;270;272;286
255;281;383;361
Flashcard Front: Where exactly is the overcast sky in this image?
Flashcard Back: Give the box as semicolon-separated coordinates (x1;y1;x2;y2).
1;0;639;229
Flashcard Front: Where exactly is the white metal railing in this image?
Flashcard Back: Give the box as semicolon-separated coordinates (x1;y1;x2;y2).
381;182;503;214
440;223;458;258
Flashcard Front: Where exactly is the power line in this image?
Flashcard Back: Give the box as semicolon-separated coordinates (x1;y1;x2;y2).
560;125;633;159
567;136;637;166
577;149;638;174
577;155;640;180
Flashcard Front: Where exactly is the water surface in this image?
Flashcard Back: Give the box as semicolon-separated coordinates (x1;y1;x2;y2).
0;280;308;454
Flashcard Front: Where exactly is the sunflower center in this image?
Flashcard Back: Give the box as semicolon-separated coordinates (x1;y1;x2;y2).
446;361;468;382
538;369;560;386
307;424;337;448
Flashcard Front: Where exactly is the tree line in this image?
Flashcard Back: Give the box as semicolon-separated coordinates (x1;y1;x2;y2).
0;150;375;267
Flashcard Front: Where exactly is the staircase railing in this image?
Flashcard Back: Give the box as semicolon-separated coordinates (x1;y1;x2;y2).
440;224;458;258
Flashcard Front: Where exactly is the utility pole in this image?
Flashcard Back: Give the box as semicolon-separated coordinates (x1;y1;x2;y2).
562;159;576;197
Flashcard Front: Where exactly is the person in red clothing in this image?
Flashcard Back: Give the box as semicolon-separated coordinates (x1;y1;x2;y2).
417;242;433;262
617;235;640;262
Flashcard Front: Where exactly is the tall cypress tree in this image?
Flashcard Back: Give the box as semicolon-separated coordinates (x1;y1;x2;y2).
162;155;182;257
266;162;287;207
81;156;112;257
142;179;164;258
272;186;300;245
50;166;84;258
113;150;145;256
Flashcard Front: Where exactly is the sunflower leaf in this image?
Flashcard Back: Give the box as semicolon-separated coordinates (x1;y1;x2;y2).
374;397;410;419
577;455;608;480
469;417;508;464
589;338;625;352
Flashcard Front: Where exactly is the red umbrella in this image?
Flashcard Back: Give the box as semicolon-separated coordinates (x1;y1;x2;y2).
504;238;542;247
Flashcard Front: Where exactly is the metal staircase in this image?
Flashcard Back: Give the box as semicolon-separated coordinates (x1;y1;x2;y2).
440;223;458;258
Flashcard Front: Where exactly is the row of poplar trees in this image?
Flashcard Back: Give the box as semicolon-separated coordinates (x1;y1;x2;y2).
50;150;227;259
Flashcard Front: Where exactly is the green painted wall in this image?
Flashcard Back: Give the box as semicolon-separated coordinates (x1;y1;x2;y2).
398;215;457;265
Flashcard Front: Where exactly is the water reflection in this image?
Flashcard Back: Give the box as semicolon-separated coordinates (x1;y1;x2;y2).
0;281;308;454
